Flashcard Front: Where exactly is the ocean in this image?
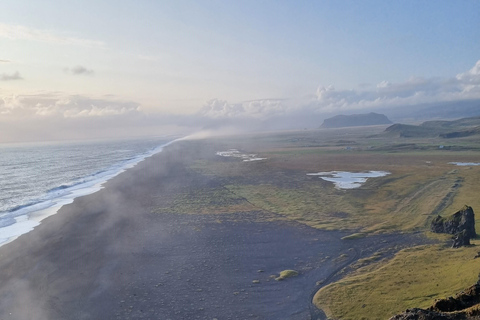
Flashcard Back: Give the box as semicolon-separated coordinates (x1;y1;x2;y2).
0;136;175;246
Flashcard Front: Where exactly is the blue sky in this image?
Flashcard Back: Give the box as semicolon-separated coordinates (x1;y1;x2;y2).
0;0;479;141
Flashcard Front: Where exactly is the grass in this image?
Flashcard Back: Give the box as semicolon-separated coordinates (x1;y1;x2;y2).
153;186;256;215
275;270;299;281
313;242;480;320
184;151;475;234
157;129;480;236
224;183;361;230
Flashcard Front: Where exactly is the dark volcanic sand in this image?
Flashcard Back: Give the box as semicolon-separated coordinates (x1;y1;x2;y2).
0;141;426;319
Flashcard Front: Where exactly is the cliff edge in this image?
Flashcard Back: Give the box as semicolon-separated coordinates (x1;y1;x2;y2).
390;281;480;319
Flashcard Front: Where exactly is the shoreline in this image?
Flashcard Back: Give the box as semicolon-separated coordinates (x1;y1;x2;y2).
0;139;428;319
0;139;178;247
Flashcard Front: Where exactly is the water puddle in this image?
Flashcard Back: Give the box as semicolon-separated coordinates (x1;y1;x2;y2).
307;171;390;189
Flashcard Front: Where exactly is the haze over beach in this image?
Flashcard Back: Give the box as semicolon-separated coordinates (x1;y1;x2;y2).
2;1;480;320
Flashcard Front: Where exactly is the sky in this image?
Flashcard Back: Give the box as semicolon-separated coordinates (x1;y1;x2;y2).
1;0;480;142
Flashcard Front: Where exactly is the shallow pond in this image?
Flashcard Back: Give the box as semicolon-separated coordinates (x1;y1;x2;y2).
449;162;480;166
307;171;390;189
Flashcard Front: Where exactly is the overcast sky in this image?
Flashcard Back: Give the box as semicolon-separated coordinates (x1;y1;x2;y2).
1;0;480;142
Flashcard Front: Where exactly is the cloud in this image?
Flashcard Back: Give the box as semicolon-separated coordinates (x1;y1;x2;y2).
195;60;480;127
0;92;200;142
0;93;138;118
199;98;289;119
376;81;391;88
306;60;480;114
2;60;480;142
0;23;104;47
0;59;10;63
65;66;94;75
1;71;23;81
456;60;480;84
199;99;244;118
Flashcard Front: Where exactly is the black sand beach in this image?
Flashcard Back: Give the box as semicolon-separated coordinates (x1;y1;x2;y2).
0;140;425;319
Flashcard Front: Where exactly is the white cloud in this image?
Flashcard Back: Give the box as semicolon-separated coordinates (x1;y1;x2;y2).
456;60;480;84
0;23;104;47
307;60;480;113
199;98;288;119
376;80;391;88
316;85;335;99
0;93;139;119
65;65;94;75
198;99;244;118
0;71;22;81
198;60;480;120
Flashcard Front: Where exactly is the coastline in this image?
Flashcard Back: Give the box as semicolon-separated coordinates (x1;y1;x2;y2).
0;139;426;319
0;139;177;247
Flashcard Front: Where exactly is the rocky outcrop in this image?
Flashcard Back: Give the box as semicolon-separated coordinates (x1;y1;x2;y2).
390;281;480;320
452;230;471;248
430;206;476;248
389;308;454;319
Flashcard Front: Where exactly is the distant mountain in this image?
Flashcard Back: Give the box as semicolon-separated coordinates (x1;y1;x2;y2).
386;99;480;123
383;116;480;138
320;112;392;128
384;123;438;138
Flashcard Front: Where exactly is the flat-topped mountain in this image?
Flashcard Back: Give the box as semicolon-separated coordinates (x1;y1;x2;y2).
320;112;392;128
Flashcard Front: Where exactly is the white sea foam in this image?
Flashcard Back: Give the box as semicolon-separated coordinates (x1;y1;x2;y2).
307;171;390;189
0;139;178;247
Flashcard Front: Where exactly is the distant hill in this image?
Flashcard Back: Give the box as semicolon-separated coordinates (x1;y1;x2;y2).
320;112;392;129
384;116;480;138
384;123;438;138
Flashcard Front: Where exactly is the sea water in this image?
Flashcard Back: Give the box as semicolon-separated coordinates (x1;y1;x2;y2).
0;136;176;246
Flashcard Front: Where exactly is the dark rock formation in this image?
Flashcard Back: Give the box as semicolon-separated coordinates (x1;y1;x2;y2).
389;308;453;319
390;281;480;320
430;205;476;247
320;112;392;128
452;230;471;248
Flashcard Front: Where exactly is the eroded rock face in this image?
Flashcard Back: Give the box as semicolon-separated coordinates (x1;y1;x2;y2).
389;282;480;320
452;230;471;248
431;205;476;247
389;308;453;320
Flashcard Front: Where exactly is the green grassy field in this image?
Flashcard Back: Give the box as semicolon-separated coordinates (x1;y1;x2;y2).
314;242;480;320
167;130;480;235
